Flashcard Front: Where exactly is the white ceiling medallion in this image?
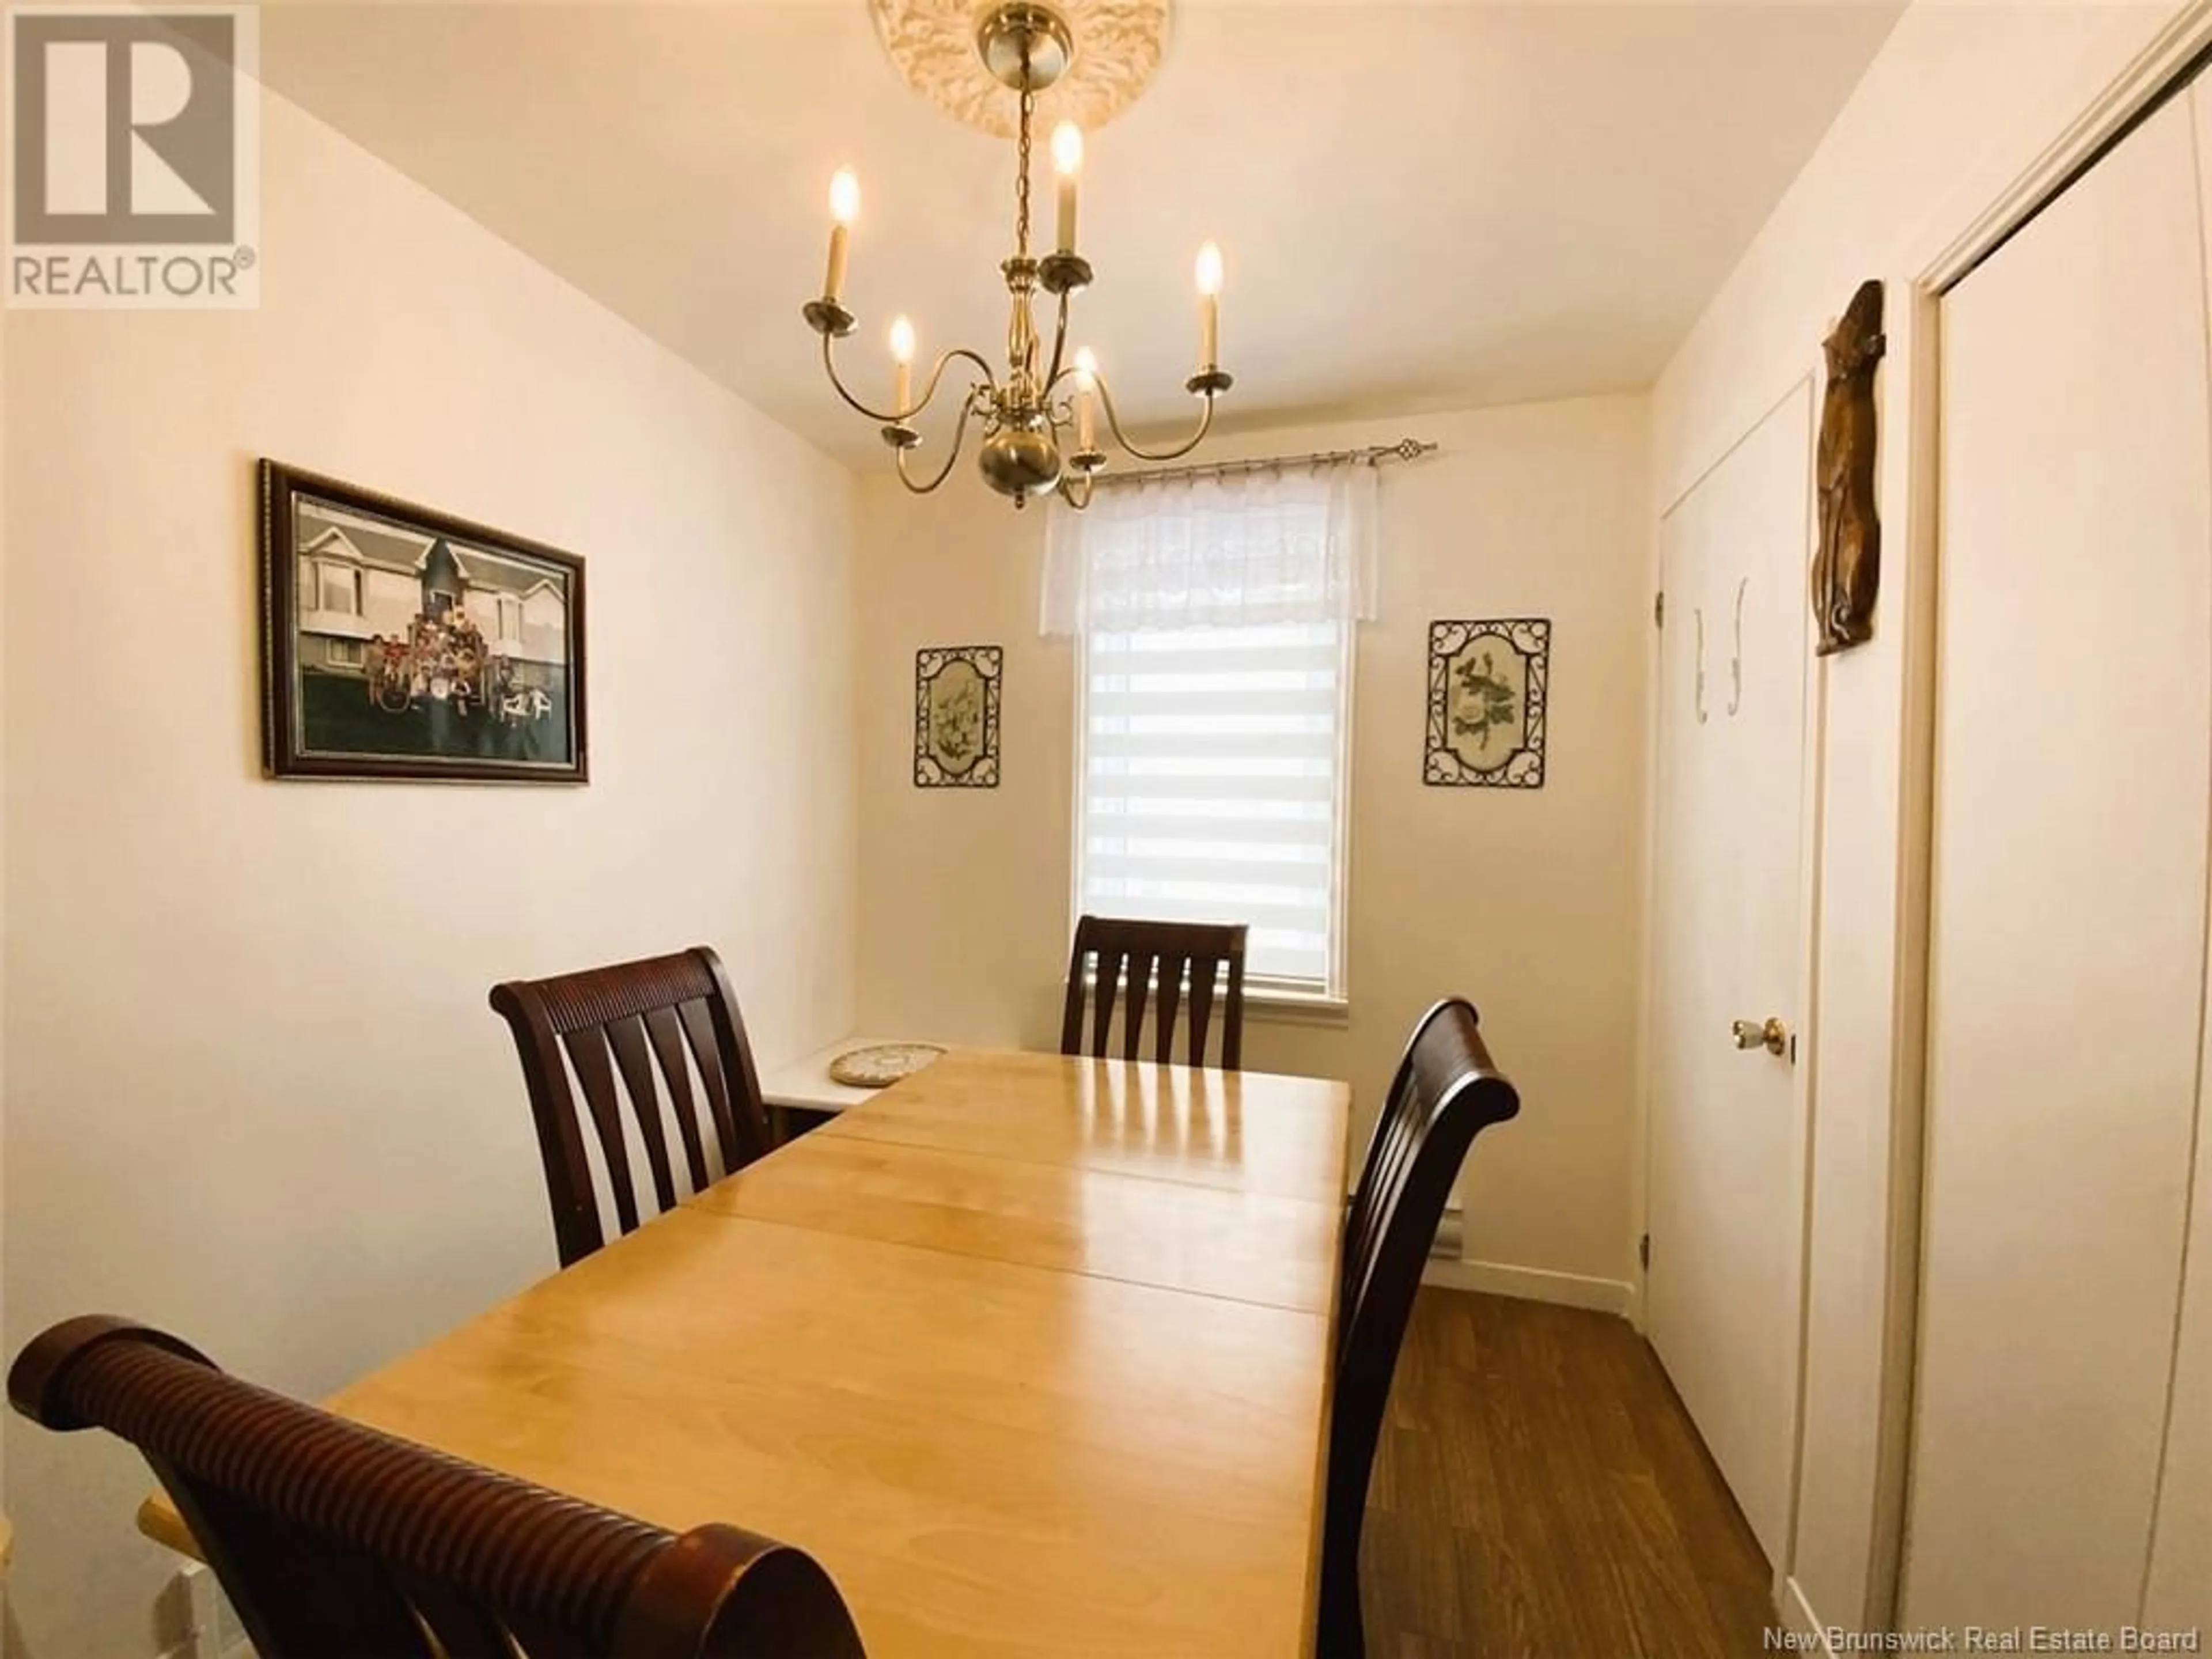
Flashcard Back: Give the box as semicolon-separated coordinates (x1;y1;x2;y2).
867;0;1170;139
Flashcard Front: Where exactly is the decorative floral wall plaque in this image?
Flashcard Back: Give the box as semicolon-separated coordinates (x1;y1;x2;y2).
1424;619;1550;789
914;644;1002;787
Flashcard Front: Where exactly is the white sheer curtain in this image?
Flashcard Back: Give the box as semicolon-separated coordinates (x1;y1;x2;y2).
1039;462;1379;636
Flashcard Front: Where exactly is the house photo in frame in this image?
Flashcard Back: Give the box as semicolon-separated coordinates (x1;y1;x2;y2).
260;461;589;783
914;644;1002;787
1425;618;1550;789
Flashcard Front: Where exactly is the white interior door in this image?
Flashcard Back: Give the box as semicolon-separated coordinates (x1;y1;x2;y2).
1908;89;2211;1628
1647;386;1812;1565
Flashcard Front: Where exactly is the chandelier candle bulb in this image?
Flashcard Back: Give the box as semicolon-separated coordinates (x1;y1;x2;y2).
1074;347;1099;450
889;315;916;411
1195;241;1223;368
825;169;861;302
1051;123;1083;255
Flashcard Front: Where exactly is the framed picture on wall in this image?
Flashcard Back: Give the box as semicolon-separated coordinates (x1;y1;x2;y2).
914;644;1002;787
1424;618;1550;789
259;461;589;783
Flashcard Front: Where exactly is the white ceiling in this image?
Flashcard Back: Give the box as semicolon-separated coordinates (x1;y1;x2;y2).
259;1;1903;464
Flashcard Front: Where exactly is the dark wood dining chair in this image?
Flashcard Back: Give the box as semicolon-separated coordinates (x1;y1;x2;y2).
1059;915;1248;1069
8;1315;867;1659
491;945;774;1268
1321;998;1521;1659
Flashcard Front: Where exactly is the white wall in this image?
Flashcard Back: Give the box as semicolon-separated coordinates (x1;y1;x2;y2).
0;183;11;1650
851;396;1651;1306
1;91;859;1658
1648;0;2202;1634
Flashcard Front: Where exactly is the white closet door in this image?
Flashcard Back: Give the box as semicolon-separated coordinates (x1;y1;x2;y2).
1911;91;2210;1627
1647;387;1812;1567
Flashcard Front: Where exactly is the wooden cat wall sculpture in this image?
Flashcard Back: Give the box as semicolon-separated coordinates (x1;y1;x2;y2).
1812;279;1885;656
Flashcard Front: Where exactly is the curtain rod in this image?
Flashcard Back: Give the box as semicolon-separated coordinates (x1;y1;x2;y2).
1091;437;1439;489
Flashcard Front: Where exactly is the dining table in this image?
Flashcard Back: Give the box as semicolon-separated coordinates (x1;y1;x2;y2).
137;1046;1355;1658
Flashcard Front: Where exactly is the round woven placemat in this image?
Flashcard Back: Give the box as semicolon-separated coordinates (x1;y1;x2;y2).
828;1043;948;1089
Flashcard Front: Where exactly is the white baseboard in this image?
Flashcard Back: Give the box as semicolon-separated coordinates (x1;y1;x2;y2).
1779;1574;1832;1657
1419;1257;1637;1315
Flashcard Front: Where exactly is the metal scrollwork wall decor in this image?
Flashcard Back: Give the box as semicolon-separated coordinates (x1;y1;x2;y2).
914;644;1003;787
1812;279;1885;655
1424;619;1550;789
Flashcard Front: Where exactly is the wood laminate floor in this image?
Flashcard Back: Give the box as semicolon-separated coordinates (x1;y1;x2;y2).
1360;1288;1775;1658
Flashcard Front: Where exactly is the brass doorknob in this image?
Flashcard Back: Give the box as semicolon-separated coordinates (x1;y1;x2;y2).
1730;1017;1788;1057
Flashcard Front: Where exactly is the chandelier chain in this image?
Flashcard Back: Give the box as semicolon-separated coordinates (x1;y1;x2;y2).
1014;84;1035;257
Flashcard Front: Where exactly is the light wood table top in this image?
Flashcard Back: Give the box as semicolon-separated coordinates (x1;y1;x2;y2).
818;1046;1350;1198
139;1050;1353;1658
693;1130;1342;1313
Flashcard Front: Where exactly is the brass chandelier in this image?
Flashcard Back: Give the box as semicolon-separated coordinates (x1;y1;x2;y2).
802;1;1230;510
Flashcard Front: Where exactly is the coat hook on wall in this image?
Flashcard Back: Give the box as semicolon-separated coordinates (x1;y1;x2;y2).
1694;607;1709;725
1728;577;1747;717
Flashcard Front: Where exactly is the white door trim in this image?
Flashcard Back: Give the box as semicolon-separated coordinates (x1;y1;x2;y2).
1859;275;1942;1634
1779;369;1830;1605
1921;1;2212;296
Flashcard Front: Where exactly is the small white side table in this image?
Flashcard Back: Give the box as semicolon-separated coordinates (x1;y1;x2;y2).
759;1036;938;1138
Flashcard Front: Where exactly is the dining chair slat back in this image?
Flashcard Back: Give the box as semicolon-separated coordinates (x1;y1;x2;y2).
1323;997;1521;1659
7;1316;868;1659
491;946;773;1267
1060;916;1248;1069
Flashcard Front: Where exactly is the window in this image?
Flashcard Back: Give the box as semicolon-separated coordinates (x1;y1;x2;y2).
1075;619;1353;998
1048;464;1376;1004
317;561;361;616
325;639;366;669
497;594;525;643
